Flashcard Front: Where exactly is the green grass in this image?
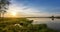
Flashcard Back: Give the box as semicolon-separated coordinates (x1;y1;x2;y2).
0;18;58;32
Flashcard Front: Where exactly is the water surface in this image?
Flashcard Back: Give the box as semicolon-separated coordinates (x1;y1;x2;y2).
27;18;60;30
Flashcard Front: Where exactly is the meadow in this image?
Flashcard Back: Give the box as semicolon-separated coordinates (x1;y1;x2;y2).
0;18;58;32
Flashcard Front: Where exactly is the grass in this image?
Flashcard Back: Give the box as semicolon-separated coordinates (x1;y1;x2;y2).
0;17;59;32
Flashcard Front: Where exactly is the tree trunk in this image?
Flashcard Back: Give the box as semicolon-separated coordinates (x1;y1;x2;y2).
0;13;1;18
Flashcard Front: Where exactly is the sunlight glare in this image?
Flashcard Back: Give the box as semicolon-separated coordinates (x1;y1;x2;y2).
11;11;17;16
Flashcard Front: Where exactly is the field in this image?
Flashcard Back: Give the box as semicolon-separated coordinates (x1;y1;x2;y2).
0;18;58;32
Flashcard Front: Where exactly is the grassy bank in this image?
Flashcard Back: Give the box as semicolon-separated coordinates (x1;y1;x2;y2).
0;18;59;32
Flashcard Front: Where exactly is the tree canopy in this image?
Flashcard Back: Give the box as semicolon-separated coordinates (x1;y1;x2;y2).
0;0;10;17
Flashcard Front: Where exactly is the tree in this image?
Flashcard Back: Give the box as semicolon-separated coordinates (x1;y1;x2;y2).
0;0;10;17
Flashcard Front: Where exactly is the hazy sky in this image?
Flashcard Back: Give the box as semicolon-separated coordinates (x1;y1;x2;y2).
6;0;60;17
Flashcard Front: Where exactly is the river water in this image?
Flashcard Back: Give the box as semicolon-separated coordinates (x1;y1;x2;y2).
27;18;60;30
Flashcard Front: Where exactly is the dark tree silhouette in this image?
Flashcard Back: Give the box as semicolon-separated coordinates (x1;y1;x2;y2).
0;0;10;17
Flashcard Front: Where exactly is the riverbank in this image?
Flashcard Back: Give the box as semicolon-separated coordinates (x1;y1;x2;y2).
0;18;59;32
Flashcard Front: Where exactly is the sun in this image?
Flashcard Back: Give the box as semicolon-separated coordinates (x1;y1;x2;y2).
11;11;17;16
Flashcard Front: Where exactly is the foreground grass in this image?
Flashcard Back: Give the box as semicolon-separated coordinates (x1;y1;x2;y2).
0;18;59;32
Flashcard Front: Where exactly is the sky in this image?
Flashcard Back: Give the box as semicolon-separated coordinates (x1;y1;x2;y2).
5;0;60;17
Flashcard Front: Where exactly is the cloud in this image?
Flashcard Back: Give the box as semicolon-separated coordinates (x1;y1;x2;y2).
5;0;60;17
7;4;53;17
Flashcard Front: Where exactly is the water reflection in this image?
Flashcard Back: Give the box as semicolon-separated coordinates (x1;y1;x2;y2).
52;18;54;20
27;18;60;30
52;18;60;20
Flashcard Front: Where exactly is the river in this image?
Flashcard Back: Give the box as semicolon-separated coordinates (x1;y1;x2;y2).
27;18;60;30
